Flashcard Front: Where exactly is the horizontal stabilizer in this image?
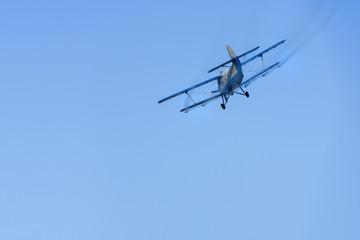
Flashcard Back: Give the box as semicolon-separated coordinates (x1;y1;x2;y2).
208;46;260;73
241;62;280;88
158;75;221;104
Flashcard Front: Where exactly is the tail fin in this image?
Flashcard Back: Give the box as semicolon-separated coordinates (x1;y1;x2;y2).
226;45;237;59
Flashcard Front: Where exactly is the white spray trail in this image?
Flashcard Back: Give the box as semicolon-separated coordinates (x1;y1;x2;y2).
280;0;345;66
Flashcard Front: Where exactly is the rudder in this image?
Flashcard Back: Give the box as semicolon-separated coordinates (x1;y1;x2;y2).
226;45;237;59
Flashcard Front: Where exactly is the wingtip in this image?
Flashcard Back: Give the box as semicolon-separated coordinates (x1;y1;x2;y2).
180;107;189;113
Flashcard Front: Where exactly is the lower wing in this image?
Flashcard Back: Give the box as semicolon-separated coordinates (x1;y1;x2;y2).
241;62;280;88
158;75;221;104
180;92;225;113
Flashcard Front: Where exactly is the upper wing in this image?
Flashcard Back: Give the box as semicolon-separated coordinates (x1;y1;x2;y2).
241;40;285;66
158;75;221;104
208;46;260;73
241;62;280;88
180;92;224;112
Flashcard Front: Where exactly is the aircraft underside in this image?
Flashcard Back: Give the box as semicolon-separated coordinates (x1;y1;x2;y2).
158;40;286;112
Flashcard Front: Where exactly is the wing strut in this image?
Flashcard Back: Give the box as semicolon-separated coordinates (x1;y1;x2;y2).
158;75;221;104
241;62;280;88
180;92;225;112
242;40;285;67
261;55;266;70
185;91;196;104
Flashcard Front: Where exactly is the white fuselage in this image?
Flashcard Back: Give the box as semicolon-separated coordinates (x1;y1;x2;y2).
218;58;244;94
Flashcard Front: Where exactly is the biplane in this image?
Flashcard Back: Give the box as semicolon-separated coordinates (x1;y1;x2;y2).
158;40;286;112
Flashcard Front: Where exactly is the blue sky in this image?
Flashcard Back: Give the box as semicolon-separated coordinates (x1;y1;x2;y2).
0;0;359;239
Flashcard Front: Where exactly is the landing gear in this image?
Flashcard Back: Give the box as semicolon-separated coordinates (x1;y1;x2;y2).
221;95;227;110
239;87;250;98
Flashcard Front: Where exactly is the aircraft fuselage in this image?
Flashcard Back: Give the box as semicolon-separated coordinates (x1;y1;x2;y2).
219;58;244;94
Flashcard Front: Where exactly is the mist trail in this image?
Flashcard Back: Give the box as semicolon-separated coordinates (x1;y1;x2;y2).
280;0;345;66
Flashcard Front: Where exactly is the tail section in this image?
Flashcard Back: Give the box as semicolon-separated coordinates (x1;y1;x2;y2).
226;45;237;59
226;45;243;80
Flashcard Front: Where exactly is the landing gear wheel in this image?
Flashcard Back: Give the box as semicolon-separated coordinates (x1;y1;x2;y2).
221;103;226;110
245;91;249;98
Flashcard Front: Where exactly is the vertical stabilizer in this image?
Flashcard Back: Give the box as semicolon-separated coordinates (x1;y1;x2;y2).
226;45;237;59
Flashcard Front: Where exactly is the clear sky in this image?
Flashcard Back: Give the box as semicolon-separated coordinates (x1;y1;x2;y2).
0;0;359;239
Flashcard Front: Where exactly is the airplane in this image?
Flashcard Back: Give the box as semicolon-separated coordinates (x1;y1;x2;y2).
158;40;286;112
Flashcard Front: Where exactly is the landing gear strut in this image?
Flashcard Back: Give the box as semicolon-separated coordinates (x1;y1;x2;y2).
239;86;250;98
221;95;227;110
